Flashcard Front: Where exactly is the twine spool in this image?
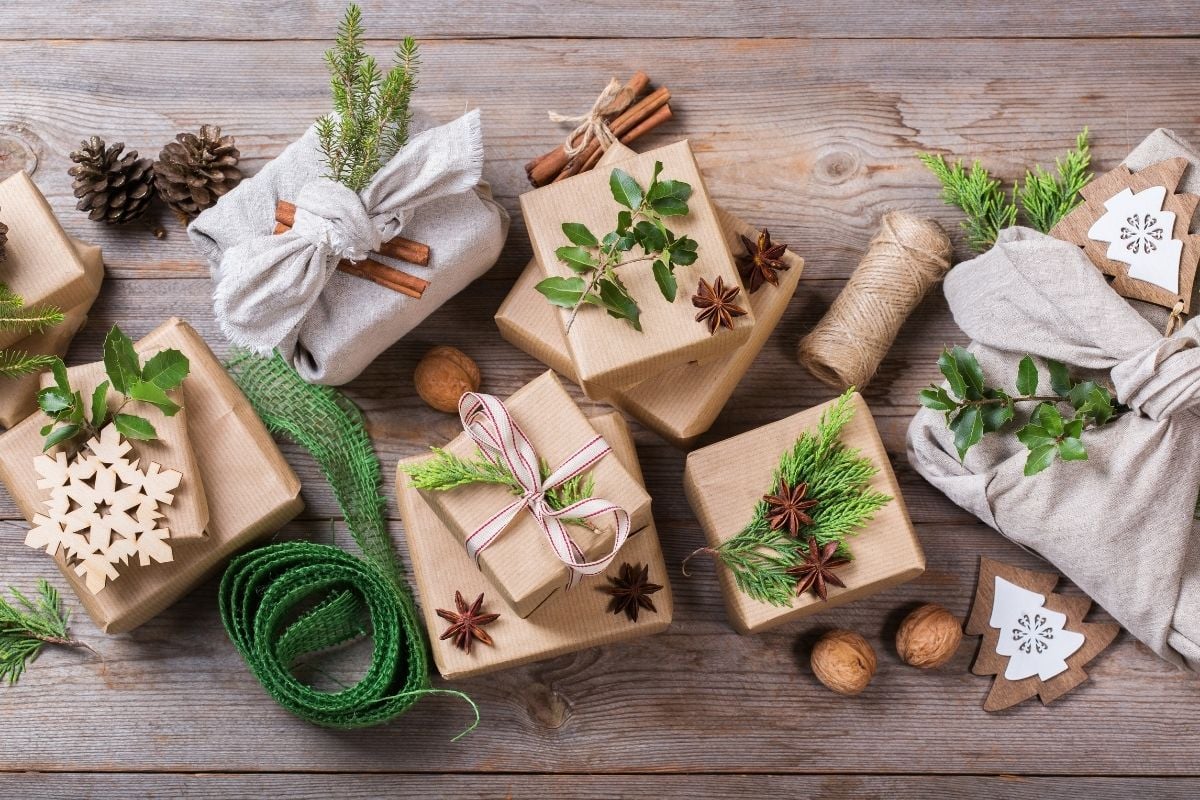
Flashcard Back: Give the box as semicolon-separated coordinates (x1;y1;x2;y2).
798;211;953;390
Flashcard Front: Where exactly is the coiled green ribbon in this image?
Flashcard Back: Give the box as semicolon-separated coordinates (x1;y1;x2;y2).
219;352;474;731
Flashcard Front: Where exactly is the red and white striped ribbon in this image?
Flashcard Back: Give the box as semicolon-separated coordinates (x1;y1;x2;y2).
457;391;631;588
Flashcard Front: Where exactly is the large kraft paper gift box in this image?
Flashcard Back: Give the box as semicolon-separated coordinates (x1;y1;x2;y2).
398;409;672;679
520;140;755;398
497;143;803;447
0;318;304;632
414;370;653;618
684;392;923;634
0;172;105;427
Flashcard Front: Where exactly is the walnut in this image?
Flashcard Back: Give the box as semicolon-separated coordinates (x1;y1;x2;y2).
896;603;962;669
414;346;480;413
811;629;876;696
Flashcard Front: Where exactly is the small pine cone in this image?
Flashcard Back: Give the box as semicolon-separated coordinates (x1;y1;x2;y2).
153;124;242;218
68;136;155;224
0;216;8;262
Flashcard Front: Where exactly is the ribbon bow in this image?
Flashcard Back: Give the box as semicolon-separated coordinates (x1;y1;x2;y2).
457;391;631;588
547;77;638;159
212;110;485;356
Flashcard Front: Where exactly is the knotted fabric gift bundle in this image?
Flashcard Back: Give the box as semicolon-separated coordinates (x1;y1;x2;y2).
189;110;508;385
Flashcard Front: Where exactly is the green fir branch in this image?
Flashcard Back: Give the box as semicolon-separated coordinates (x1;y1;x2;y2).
1016;128;1092;233
701;389;892;607
0;351;58;379
0;579;93;685
0;281;64;382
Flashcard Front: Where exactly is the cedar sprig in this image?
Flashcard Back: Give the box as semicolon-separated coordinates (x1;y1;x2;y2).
316;4;420;192
688;389;891;607
0;283;64;379
0;579;93;685
1015;128;1092;234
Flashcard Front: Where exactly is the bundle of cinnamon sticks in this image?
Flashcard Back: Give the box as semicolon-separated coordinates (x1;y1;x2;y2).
525;71;673;187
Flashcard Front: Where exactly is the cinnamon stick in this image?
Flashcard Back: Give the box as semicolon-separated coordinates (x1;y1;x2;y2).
579;103;673;174
526;71;651;187
552;86;673;183
273;218;430;299
274;199;431;266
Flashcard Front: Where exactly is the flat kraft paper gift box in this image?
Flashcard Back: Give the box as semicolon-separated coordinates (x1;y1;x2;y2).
0;318;303;633
520;140;755;396
497;200;803;447
398;410;672;679
414;370;653;618
683;392;924;634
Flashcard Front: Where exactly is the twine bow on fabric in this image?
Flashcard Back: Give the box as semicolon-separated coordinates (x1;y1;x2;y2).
457;391;631;588
548;77;638;159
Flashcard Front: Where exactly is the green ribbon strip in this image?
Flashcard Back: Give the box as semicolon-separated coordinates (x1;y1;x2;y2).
219;352;471;731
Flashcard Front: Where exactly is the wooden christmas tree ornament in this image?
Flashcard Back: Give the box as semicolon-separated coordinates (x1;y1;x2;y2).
1051;157;1200;313
965;557;1119;712
25;425;181;593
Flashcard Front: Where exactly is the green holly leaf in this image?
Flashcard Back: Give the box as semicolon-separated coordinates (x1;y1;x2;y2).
50;357;70;394
616;211;632;234
647;179;692;216
36;387;73;415
128;380;181;417
141;349;190;391
535;276;587;308
555;246;598;273
918;386;957;412
113;413;157;441
979;390;1014;432
609;167;644;209
102;325;141;394
951;346;985;397
668;236;699;266
1033;402;1064;436
561;222;598;247
949;406;983;459
1016;356;1039;397
1047;359;1072;397
69;391;85;426
90;380;110;428
652;259;677;301
634;220;666;253
596;277;642;331
1016;423;1056;450
1024;444;1058;476
42;424;80;452
938;349;967;399
1058;436;1088;461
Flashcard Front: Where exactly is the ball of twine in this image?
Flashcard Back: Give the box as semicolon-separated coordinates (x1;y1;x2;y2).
798;211;953;390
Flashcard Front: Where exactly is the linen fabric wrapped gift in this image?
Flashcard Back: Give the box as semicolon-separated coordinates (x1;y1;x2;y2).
189;109;508;385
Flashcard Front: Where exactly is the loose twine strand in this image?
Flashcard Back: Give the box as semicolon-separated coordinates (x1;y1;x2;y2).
548;77;638;158
798;211;953;390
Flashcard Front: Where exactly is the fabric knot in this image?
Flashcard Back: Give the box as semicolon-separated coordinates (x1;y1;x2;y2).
1111;316;1200;420
291;178;382;264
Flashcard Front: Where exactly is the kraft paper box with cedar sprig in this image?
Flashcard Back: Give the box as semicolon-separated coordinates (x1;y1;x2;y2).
0;171;105;428
519;140;756;398
0;318;302;633
402;370;653;618
683;391;924;634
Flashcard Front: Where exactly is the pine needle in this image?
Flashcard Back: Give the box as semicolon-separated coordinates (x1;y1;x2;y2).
918;152;1016;253
0;579;92;684
697;389;891;607
0;351;58;379
1016;128;1092;233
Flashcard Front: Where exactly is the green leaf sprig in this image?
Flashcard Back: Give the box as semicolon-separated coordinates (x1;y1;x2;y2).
0;282;64;379
0;579;94;685
919;128;1091;252
315;4;420;192
36;325;190;452
920;346;1121;476
535;161;700;332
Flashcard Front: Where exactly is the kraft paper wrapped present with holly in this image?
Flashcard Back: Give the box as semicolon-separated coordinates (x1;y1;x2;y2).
398;409;671;679
405;370;653;618
0;318;303;632
684;391;923;634
519;140;755;398
498;146;802;447
0;171;105;428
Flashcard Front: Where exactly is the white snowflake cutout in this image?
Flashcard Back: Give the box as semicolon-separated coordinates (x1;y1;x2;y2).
989;576;1085;681
1087;185;1184;293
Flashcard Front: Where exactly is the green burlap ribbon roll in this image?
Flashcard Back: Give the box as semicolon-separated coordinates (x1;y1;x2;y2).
220;352;473;731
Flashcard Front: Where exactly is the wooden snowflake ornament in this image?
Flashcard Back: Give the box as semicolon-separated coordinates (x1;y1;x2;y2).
1052;157;1200;313
25;425;181;593
965;557;1119;712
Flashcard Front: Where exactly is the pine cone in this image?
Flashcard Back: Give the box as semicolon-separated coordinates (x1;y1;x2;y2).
68;136;155;224
0;216;8;262
153;124;242;218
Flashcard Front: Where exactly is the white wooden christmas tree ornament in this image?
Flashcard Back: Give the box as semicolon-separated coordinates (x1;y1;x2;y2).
25;424;181;593
989;576;1085;681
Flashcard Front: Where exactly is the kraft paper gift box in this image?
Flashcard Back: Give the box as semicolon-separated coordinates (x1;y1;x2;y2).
398;409;672;679
0;172;106;427
519;140;755;397
412;370;653;618
0;318;304;632
683;392;924;634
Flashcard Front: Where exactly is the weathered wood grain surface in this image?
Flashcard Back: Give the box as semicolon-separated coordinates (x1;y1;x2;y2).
2;3;1199;796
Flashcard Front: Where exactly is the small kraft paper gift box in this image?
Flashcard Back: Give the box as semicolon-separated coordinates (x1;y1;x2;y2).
520;140;755;397
0;318;304;633
0;172;105;427
398;409;672;679
498;144;803;447
410;370;653;618
684;392;923;634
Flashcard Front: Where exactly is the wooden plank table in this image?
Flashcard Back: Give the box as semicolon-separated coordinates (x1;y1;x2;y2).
2;3;1199;796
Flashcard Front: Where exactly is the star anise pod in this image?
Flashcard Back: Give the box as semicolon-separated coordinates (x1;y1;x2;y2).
737;228;790;293
763;481;819;536
436;591;500;654
692;275;747;334
787;536;850;601
600;562;663;622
